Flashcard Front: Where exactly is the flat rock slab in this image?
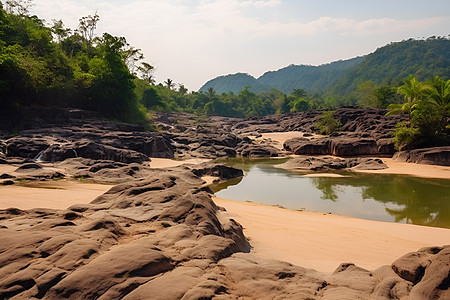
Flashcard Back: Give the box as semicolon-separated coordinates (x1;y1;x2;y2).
277;156;388;171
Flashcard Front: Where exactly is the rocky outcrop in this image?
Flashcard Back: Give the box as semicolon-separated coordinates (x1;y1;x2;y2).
3;120;174;162
393;147;450;166
0;164;447;299
283;134;381;157
277;156;388;171
0;165;250;299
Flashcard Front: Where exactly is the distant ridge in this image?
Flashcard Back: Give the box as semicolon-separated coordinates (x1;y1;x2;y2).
199;57;363;94
199;37;450;95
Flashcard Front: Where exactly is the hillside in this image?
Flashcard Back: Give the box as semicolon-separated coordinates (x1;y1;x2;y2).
199;57;363;94
258;57;364;94
330;37;450;95
199;73;271;94
199;37;450;96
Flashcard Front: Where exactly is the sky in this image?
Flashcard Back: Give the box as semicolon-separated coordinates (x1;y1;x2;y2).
31;0;450;91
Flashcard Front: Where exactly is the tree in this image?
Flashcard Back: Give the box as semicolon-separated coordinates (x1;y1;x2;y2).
51;19;70;43
142;86;165;110
355;81;380;108
137;62;155;84
292;88;307;98
4;0;33;16
387;75;449;150
123;45;143;75
178;84;188;95
387;75;433;121
164;78;174;89
76;12;99;54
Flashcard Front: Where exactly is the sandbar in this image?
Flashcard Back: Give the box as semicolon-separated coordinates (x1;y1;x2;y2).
0;180;114;210
214;196;450;273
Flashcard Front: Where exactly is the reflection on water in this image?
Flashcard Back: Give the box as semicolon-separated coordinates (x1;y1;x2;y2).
211;158;450;229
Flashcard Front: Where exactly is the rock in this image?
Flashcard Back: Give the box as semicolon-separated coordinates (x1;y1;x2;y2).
393;147;450;166
0;165;250;299
0;173;15;179
376;138;396;154
15;163;43;171
277;157;388;171
329;136;378;156
347;158;388;170
1;180;14;185
190;163;244;180
0;162;448;299
283;137;330;155
392;246;450;299
277;156;347;171
236;144;279;158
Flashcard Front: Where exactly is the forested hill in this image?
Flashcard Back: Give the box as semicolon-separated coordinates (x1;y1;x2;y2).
330;37;450;95
199;38;450;95
199;57;363;94
199;73;271;94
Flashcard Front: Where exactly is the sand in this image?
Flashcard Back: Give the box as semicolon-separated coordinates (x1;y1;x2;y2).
214;196;450;273
355;157;450;179
149;157;209;168
0;180;114;210
260;131;450;179
257;131;323;150
0;158;208;210
1;153;449;274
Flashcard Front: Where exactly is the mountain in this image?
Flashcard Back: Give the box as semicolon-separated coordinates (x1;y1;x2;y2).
330;37;450;95
199;73;270;94
199;57;363;94
199;37;450;95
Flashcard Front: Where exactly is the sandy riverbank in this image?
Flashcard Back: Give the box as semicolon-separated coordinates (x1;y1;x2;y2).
0;158;209;210
1;155;449;275
214;196;450;273
260;131;450;179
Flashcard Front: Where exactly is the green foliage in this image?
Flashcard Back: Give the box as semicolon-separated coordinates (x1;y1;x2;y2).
387;75;449;150
315;111;341;135
355;81;380;108
331;37;450;96
0;3;148;125
200;57;364;95
392;122;419;150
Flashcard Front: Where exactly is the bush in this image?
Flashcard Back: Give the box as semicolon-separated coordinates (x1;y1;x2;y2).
315;110;341;135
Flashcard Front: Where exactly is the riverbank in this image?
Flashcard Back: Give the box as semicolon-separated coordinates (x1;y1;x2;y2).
259;131;450;179
214;196;450;273
0;158;207;210
1;157;449;274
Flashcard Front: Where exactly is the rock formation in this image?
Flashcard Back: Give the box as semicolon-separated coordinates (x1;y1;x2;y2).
1;164;448;299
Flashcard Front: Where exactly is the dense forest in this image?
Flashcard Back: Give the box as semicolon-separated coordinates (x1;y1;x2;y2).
200;38;450;97
0;0;448;150
200;57;364;94
0;0;147;124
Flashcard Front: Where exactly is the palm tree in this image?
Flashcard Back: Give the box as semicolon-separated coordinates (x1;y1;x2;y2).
207;87;216;101
386;75;433;122
427;76;450;132
164;78;174;90
428;76;450;110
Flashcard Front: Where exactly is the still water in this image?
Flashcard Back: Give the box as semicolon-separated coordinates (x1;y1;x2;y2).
211;158;450;229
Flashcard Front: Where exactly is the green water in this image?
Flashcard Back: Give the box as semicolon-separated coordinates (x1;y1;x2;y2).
211;158;450;229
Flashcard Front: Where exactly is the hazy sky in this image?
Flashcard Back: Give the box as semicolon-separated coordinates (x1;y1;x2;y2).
32;0;450;91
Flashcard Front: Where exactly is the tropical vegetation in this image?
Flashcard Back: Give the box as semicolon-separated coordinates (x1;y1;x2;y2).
0;0;448;150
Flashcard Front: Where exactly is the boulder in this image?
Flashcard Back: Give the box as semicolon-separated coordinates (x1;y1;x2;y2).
283;138;330;155
393;147;450;166
277;156;347;171
329;136;378;156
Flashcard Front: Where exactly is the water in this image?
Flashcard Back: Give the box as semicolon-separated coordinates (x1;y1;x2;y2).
211;158;450;229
